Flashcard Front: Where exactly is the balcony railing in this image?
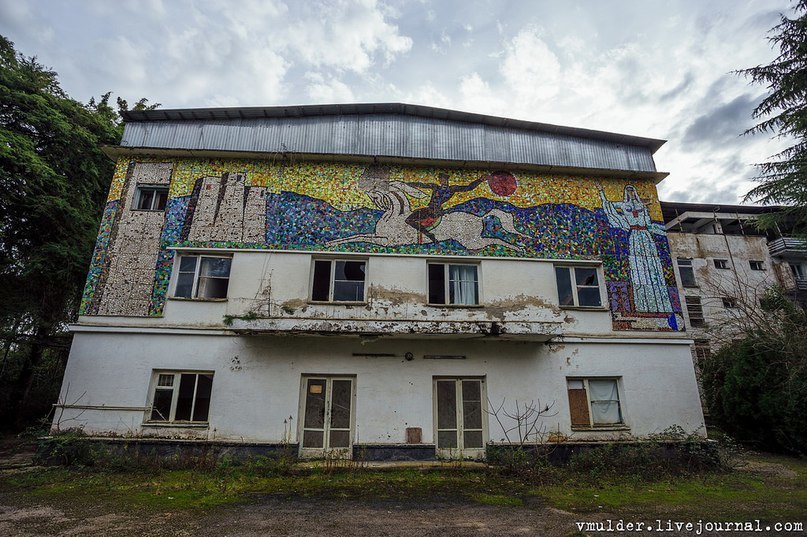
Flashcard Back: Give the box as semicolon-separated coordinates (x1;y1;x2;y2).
768;237;807;257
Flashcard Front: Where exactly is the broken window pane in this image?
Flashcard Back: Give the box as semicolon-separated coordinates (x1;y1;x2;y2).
333;260;365;301
151;389;173;421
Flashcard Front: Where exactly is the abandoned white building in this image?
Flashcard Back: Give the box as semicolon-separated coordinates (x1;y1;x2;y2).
662;201;806;369
54;103;705;460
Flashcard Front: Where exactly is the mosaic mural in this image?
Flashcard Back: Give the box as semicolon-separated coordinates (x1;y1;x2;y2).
80;158;684;331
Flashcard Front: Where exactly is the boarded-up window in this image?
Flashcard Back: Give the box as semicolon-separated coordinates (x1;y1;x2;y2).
567;378;623;429
567;379;591;427
685;296;705;327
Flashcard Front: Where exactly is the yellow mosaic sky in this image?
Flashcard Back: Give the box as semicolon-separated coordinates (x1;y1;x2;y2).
109;158;663;220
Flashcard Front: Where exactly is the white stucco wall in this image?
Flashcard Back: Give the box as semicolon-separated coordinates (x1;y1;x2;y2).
55;331;704;446
78;250;616;337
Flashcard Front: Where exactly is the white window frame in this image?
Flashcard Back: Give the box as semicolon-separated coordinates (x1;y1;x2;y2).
172;254;232;300
567;377;624;429
134;184;169;211
554;265;604;308
310;258;367;303
146;370;214;424
427;262;481;306
749;260;765;271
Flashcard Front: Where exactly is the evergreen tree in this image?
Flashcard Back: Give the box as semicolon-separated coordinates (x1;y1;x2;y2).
0;35;155;427
740;1;807;229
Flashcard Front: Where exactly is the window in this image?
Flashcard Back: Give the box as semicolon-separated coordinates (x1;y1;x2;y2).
693;340;711;365
722;297;737;308
567;378;623;428
676;258;697;287
555;266;602;307
714;259;730;270
148;371;213;423
135;185;168;211
749;260;765;271
311;259;366;302
173;255;232;299
685;296;705;327
428;263;479;305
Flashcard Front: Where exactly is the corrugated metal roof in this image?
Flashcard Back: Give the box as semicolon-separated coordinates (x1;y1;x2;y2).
120;103;664;174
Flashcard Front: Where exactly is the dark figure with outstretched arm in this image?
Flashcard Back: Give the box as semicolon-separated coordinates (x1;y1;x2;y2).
405;173;485;243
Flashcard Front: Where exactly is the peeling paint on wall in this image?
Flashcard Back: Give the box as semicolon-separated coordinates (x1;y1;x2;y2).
80;158;683;331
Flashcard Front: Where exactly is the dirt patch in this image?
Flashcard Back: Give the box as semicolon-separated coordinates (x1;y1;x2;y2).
0;495;583;537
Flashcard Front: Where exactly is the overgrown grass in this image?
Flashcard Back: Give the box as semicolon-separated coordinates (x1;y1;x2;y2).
2;452;804;520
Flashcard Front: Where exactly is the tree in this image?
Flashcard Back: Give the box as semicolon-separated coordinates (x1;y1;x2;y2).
0;35;156;427
700;286;807;455
739;1;807;230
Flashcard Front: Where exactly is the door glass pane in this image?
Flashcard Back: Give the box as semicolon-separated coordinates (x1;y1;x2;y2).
329;430;350;448
438;430;458;448
436;381;457;429
462;380;482;430
303;430;324;448
304;379;327;429
330;380;352;429
464;430;483;448
175;374;196;421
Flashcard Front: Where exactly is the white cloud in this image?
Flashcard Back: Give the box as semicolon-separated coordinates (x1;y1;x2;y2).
283;0;412;72
305;72;355;103
499;28;562;102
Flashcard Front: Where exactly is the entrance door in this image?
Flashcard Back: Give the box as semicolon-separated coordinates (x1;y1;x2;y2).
299;376;355;458
434;378;486;459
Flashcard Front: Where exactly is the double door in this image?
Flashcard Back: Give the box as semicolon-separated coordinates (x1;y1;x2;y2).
299;376;355;458
434;377;486;459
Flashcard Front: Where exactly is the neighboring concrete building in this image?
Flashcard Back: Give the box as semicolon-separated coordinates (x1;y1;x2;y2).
54;104;704;460
661;201;807;371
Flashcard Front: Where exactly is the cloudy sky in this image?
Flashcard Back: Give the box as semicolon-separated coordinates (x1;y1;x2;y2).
0;0;795;203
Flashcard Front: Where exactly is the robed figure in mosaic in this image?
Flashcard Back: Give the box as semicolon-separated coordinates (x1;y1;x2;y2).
599;185;673;313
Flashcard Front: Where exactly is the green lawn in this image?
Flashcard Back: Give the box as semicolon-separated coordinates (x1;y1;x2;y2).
1;451;804;522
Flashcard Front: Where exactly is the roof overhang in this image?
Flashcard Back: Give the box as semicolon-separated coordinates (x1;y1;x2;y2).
102;145;670;182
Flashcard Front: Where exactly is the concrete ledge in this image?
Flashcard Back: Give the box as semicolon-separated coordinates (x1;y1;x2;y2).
354;444;437;461
36;436;297;466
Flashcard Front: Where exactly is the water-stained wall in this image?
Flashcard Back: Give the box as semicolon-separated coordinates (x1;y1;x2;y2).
80;158;684;332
